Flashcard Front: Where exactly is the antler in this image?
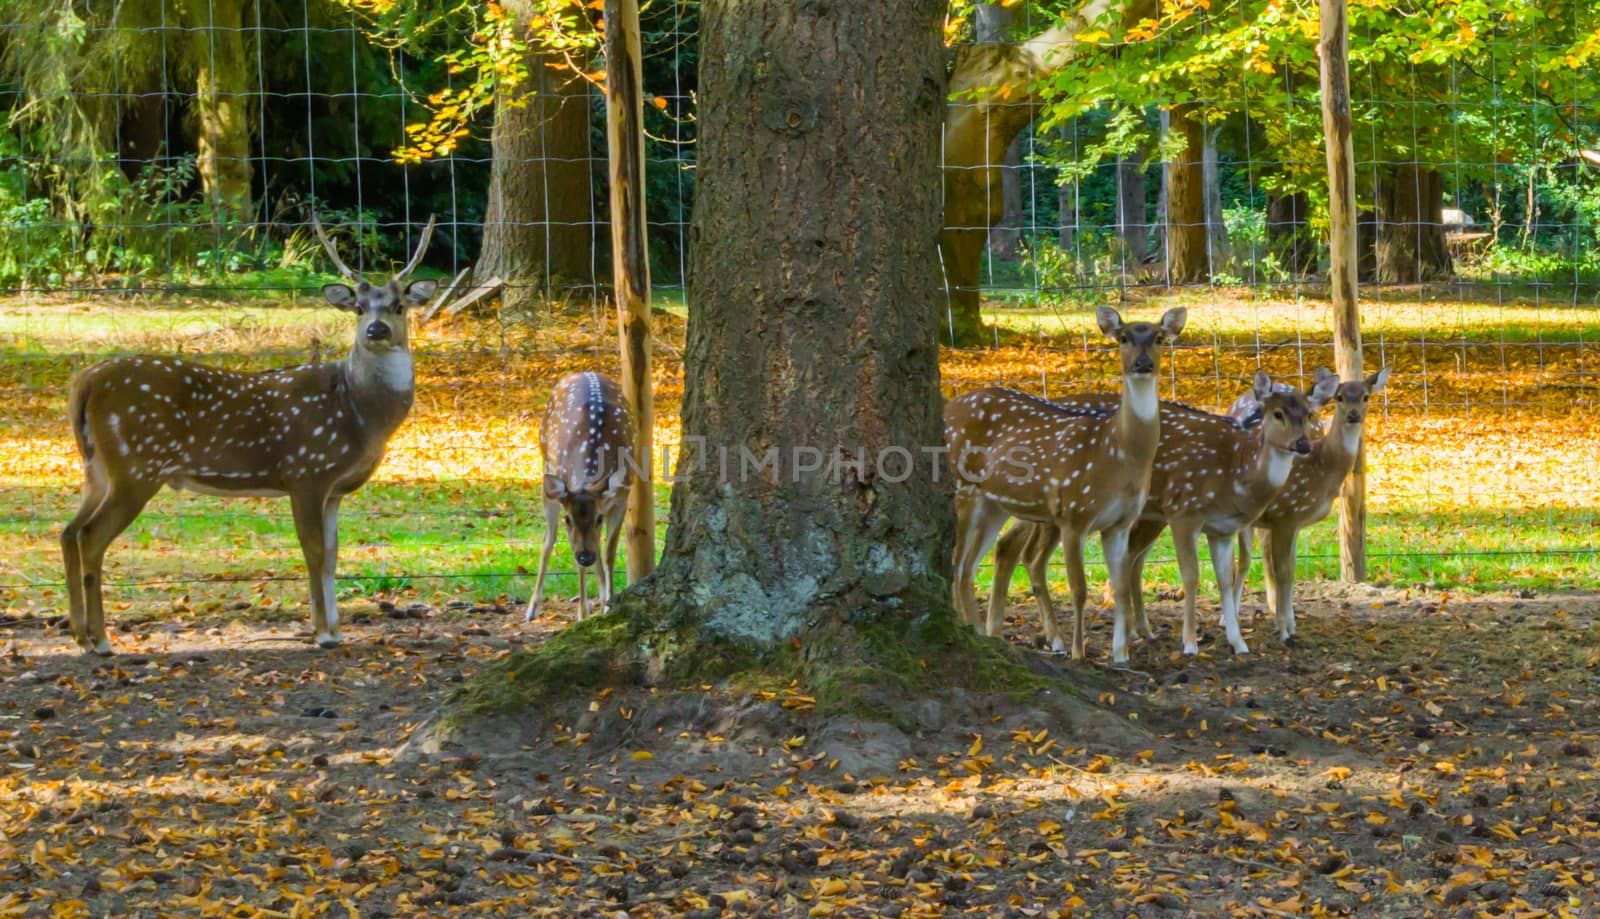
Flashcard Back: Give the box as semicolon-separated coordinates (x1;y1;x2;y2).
395;215;437;281
311;215;360;282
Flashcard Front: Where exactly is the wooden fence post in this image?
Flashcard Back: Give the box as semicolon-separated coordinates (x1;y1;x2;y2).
1320;0;1366;581
605;0;656;581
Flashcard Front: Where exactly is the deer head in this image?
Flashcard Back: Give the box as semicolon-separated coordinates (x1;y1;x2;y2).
544;468;629;569
1097;306;1188;377
1252;370;1334;458
313;215;438;358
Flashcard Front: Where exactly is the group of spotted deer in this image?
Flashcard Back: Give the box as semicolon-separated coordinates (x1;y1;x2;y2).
948;306;1389;663
58;219;1383;664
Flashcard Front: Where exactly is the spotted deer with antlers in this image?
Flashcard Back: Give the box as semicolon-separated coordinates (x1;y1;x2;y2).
60;216;437;653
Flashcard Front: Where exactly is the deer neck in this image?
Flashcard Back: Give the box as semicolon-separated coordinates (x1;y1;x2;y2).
342;343;415;434
1114;374;1161;461
1311;421;1364;483
1242;430;1296;495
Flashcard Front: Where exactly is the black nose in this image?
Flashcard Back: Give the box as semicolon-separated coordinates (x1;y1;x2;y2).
575;550;596;567
1294;437;1311;455
366;322;391;341
1346;411;1360;424
1132;357;1154;374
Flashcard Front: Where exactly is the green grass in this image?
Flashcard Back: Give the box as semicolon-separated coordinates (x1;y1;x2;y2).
2;287;1597;626
980;507;1600;612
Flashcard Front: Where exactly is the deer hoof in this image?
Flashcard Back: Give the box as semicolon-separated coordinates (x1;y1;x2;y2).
523;604;539;623
79;636;112;656
1231;642;1251;656
1182;642;1199;656
316;632;342;650
1049;638;1067;654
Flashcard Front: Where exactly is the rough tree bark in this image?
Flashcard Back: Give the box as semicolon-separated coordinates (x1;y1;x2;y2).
1202;125;1229;270
976;4;1024;263
939;0;1158;343
186;0;252;225
1116;148;1148;264
1376;163;1454;283
1165;102;1208;284
476;0;597;310
606;0;953;664
118;94;166;183
1266;191;1316;276
989;136;1024;261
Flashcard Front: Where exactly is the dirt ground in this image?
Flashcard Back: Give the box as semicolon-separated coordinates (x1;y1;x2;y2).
2;584;1598;918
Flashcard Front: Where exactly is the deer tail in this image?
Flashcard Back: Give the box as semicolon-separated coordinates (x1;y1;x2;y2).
67;373;95;463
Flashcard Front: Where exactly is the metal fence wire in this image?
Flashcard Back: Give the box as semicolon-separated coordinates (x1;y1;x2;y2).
0;0;1596;618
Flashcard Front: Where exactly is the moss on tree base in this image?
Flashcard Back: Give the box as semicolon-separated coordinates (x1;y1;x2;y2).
444;592;1099;735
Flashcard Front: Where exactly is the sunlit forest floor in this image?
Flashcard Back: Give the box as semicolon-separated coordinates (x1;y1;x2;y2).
1;283;1596;629
2;584;1598;916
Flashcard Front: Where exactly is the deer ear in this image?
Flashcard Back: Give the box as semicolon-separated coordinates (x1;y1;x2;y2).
602;466;628;498
543;475;568;499
1252;370;1274;401
1096;306;1123;338
323;284;357;311
1159;307;1187;339
403;279;438;306
1309;369;1340;407
1367;366;1392;394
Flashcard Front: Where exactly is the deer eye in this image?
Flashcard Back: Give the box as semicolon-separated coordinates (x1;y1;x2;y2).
1362;394;1370;402
1273;410;1285;421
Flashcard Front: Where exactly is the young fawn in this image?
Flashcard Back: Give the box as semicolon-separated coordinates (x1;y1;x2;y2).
991;371;1335;659
1230;367;1391;641
61;216;436;652
945;307;1186;659
525;371;635;622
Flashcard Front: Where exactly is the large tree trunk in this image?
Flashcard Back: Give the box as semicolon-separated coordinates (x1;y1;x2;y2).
1376;163;1453;282
1116;149;1147;265
988;135;1024;261
977;4;1023;264
476;0;597;309
1202;125;1229;270
1165;102;1208;284
187;0;253;226
939;0;1158;344
621;0;951;649
1265;191;1316;276
118;93;166;183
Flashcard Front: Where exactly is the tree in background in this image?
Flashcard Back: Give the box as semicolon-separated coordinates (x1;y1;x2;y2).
0;0;257;226
939;0;1158;344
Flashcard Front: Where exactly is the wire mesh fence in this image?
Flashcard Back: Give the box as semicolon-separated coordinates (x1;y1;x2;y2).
0;0;1596;622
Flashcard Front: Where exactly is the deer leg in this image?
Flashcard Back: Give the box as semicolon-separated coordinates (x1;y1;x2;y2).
1263;526;1297;641
524;500;561;622
74;480;159;656
987;523;1028;637
961;500;1008;636
1207;531;1249;655
1059;530;1090;660
1022;524;1063;652
61;471;109;651
577;565;590;620
951;491;982;627
1125;520;1163;640
600;502;626;610
1101;525;1134;664
291;492;343;649
1233;529;1255;615
1169;520;1203;655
